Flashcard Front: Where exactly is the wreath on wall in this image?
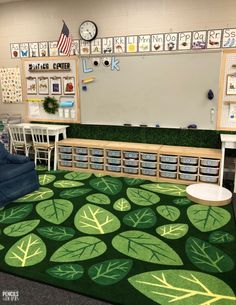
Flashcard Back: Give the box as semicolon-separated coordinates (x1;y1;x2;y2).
43;96;59;114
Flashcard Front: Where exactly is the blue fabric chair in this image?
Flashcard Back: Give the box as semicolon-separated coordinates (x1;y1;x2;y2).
0;142;39;208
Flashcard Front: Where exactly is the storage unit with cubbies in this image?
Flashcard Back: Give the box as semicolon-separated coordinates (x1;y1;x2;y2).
57;139;221;185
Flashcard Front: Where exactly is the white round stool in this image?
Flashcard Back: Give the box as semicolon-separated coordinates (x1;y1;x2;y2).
186;183;232;206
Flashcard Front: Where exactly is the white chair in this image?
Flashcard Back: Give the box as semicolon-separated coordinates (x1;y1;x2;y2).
30;126;54;171
8;124;31;156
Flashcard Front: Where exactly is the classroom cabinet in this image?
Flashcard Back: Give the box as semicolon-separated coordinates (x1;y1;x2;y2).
57;139;222;185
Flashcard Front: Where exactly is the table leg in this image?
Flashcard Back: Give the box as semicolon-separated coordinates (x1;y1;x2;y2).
62;128;67;139
220;143;225;187
54;133;59;170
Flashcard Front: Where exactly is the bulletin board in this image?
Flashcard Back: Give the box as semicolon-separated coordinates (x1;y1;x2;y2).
217;49;236;130
79;52;222;129
22;57;80;123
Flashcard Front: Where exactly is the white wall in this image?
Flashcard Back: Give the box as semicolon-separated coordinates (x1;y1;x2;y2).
0;0;236;118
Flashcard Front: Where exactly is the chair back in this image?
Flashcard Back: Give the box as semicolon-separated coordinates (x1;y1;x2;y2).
8;124;27;146
30;126;49;147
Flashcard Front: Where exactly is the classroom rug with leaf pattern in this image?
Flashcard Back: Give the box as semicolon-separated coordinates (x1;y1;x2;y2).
0;167;236;305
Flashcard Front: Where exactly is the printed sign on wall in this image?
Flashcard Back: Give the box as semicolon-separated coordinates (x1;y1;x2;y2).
151;34;164;52
138;35;151;52
222;28;236;48
114;37;125;54
126;36;138;53
102;38;113;54
91;39;102;54
207;29;222;48
178;32;192;50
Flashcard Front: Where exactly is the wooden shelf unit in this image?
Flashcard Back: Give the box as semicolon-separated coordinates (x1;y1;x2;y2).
57;139;222;185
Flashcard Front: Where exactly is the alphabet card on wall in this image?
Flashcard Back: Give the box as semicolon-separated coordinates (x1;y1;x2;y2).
39;42;48;57
102;38;113;54
0;68;22;103
10;43;20;59
80;40;90;55
138;35;151;52
207;29;222;48
192;30;207;49
114;37;125;54
49;41;59;57
70;40;80;56
126;36;138;53
91;38;102;55
178;32;192;50
29;42;39;57
151;34;164;52
222;28;236;48
20;43;29;58
164;33;178;51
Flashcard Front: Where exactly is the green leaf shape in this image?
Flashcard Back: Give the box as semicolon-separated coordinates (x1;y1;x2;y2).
36;199;73;225
36;165;48;171
185;237;234;273
94;173;106;177
3;220;40;237
209;231;235;244
187;205;231;232
112;230;183;265
89;177;122;195
124;178;144;186
127;188;160;206
141;183;186;196
37;226;75;241
15;187;54;202
59;188;92;199
50;236;107;262
38;174;56;186
128;269;236;305
0;244;5;250
123;208;157;229
46;264;84;280
173;198;192;206
156;205;180;221
74;204;120;235
88;259;133;285
156;223;189;239
0;204;33;224
86;193;111;205
53;180;84;189
64;172;92;181
113;198;131;212
5;233;46;267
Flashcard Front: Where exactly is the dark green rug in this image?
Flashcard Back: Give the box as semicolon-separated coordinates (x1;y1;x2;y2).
0;168;236;305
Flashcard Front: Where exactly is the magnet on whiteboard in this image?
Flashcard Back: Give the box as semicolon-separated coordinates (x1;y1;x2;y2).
103;57;111;67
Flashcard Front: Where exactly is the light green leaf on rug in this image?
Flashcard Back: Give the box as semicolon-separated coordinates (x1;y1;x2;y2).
14;187;54;202
112;230;183;265
124;178;144;186
156;205;180;221
128;269;236;305
156;223;189;239
59;188;92;199
5;233;46;267
38;174;56;186
127;188;160;206
64;172;92;181
3;220;40;237
0;244;5;250
185;237;234;273
173;198;192;206
94;173;106;178
209;231;235;244
46;264;84;280
74;204;120;234
187;205;231;232
141;183;186;196
36;199;73;224
36;165;47;171
50;236;107;262
53;180;84;188
88;259;133;285
37;226;75;241
0;204;33;224
86;193;111;205
113;198;131;212
89;177;122;195
123;208;157;229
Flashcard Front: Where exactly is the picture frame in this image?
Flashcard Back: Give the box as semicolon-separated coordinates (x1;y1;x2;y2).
38;77;49;95
226;74;236;95
26;77;37;95
50;77;61;95
63;76;75;95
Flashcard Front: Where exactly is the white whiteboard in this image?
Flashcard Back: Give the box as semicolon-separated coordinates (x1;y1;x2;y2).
79;52;221;129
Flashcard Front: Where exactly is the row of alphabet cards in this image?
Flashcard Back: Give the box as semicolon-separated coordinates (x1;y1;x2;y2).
10;28;236;59
26;76;75;95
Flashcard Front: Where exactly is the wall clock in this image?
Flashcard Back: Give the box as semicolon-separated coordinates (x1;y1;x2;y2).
79;20;98;41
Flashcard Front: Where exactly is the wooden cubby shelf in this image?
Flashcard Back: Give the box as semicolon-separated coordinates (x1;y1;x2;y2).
57;138;222;185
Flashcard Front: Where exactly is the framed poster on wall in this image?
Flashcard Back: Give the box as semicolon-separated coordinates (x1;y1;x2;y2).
50;77;61;95
226;74;236;95
63;77;75;95
26;77;37;95
38;77;49;95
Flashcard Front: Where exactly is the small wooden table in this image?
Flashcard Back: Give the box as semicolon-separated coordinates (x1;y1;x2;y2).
186;183;232;206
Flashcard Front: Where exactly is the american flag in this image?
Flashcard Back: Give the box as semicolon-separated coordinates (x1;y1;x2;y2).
57;21;72;56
